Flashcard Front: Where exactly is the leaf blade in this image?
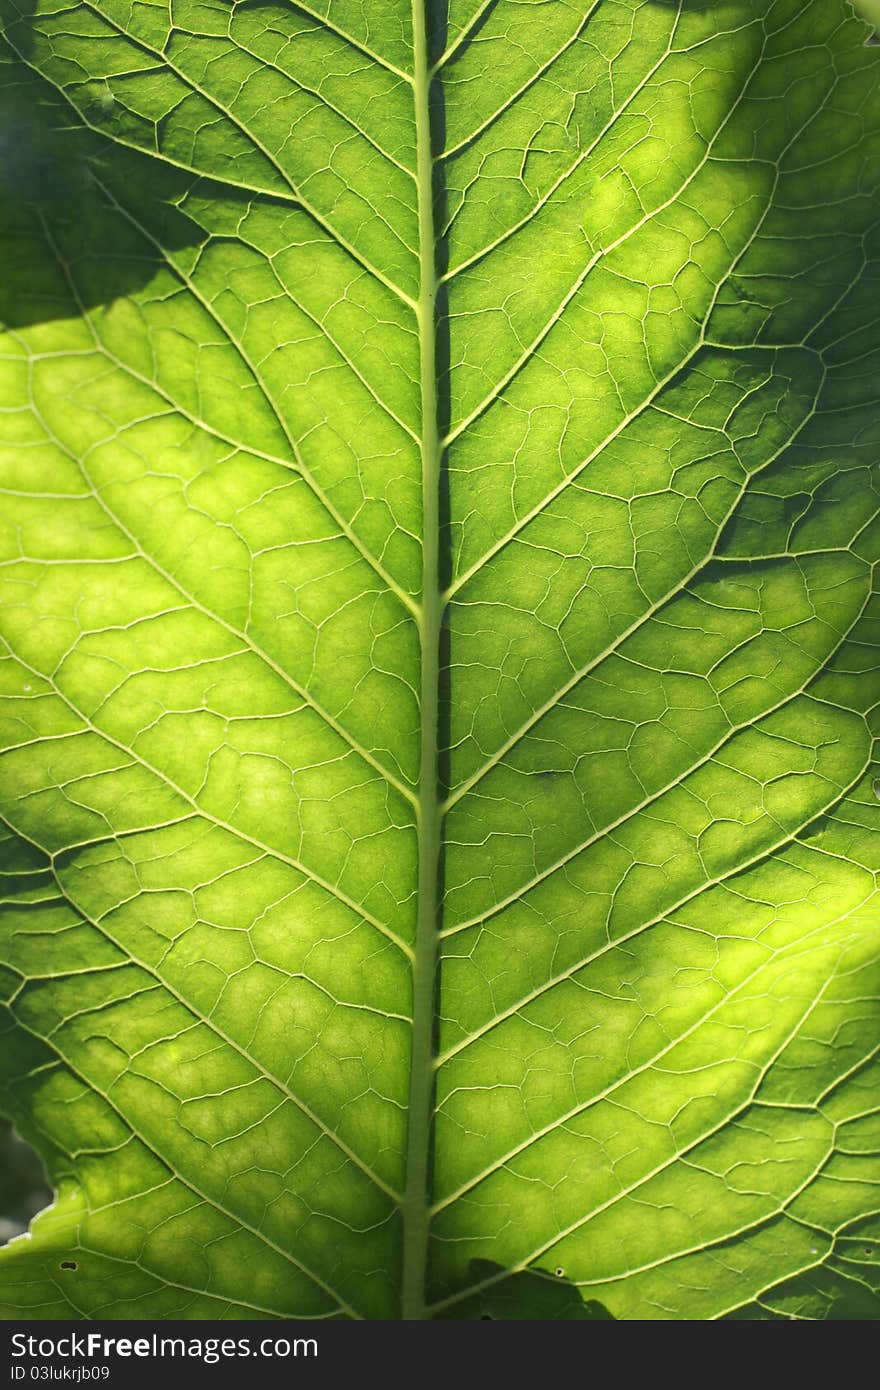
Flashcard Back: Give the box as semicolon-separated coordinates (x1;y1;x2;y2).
1;0;878;1322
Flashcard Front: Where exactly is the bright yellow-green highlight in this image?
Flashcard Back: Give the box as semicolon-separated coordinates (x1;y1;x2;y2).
0;0;878;1322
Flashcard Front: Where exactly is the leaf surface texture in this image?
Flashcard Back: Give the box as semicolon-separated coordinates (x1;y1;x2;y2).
0;0;879;1321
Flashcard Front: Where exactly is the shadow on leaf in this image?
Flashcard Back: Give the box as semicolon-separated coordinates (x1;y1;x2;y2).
436;1261;615;1320
0;28;206;328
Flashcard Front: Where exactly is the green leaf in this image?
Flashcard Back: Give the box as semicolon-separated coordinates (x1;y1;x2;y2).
852;0;880;34
0;0;878;1321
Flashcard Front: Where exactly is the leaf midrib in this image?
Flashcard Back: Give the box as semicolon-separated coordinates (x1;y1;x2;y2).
400;0;444;1323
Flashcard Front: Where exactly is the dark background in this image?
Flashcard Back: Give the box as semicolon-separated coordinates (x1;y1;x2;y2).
0;1122;51;1247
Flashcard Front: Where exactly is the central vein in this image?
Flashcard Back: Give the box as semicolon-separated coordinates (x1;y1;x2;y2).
402;0;443;1322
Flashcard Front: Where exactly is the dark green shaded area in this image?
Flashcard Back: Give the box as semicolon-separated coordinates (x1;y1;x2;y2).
0;0;877;1322
0;1122;50;1245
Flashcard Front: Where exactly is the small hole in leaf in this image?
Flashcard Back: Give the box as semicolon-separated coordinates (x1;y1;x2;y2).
555;1267;564;1277
60;1261;77;1271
